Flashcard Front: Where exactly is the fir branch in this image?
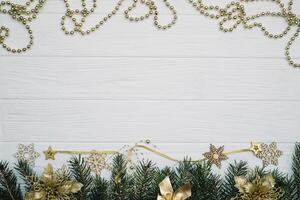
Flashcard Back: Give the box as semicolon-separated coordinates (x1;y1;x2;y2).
131;160;158;200
221;161;248;200
110;154;131;200
0;161;23;200
90;175;109;200
68;155;93;200
175;158;194;187
292;142;300;199
189;161;221;200
14;160;38;192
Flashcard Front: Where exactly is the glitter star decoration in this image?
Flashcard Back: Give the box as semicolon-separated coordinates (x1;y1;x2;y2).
203;144;228;168
85;152;110;175
250;142;262;155
255;142;282;167
14;143;40;166
43;146;57;160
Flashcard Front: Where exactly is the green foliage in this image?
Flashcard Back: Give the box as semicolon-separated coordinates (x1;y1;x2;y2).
221;161;248;200
189;162;221;200
292;143;300;199
14;160;38;192
90;175;109;200
69;155;93;200
1;143;300;200
110;154;132;200
0;161;23;200
131;160;158;200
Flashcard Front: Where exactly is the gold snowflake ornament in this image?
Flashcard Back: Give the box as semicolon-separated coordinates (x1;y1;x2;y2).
14;143;40;166
255;142;282;167
203;144;228;168
86;152;109;175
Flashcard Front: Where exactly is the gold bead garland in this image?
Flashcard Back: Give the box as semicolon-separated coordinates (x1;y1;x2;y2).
61;0;125;36
187;0;300;68
0;0;298;67
0;0;46;53
124;0;177;30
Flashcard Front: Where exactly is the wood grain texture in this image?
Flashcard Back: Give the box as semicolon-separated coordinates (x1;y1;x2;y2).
1;57;300;100
1;100;300;143
0;0;299;171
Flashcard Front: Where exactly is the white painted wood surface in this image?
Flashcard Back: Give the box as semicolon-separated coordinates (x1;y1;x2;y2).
0;0;300;174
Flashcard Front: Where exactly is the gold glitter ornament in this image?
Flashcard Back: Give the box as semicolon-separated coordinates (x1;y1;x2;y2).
232;174;284;200
14;143;40;166
43;146;57;160
85;152;110;175
25;164;83;200
255;142;282;167
203;144;228;168
250;142;262;155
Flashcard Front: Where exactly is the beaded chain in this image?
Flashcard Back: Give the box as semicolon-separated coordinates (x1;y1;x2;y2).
124;0;177;30
61;0;125;35
0;0;299;67
187;0;300;68
0;0;46;53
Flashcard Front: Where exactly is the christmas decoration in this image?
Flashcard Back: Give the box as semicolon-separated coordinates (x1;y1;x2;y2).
25;164;83;200
232;174;283;200
14;144;40;166
255;142;283;167
0;142;299;200
203;144;228;168
157;176;191;200
85;152;110;175
0;0;299;67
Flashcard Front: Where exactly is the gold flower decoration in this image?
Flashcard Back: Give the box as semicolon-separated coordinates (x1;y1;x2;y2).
25;164;83;200
203;144;228;168
232;174;283;200
255;142;282;167
86;152;110;175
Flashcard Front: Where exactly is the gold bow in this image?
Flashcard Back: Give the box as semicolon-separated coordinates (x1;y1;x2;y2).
157;176;191;200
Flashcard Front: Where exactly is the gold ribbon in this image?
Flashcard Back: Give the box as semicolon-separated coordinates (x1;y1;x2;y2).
157;176;191;200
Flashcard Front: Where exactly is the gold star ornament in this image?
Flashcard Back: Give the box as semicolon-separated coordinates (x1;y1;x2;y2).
43;146;57;160
203;144;228;168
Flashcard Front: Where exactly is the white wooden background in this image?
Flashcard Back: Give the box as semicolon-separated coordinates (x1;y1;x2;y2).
0;0;300;174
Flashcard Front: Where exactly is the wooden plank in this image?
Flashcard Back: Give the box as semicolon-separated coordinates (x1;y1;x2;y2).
0;141;295;174
0;13;298;58
1;100;300;143
1;57;300;100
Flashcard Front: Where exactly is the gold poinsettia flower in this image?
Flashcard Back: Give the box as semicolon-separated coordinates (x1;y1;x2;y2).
232;174;283;200
25;164;83;200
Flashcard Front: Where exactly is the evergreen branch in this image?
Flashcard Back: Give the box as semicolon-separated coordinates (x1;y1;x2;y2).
292;143;300;199
221;161;248;200
131;160;158;200
110;154;131;200
90;175;109;200
0;161;23;200
68;155;93;200
190;161;221;200
14;160;38;192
